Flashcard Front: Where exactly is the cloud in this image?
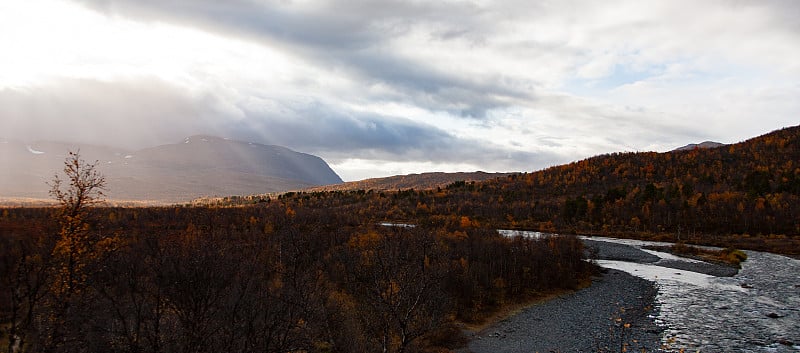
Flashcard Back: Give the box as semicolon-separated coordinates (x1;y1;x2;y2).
0;78;221;149
4;0;798;180
0;77;556;175
71;0;537;119
70;0;800;99
217;98;562;169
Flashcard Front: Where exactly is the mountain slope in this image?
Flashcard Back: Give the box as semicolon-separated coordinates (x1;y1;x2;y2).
485;125;800;237
267;125;799;253
130;136;342;186
672;141;725;151
0;136;342;202
303;171;511;193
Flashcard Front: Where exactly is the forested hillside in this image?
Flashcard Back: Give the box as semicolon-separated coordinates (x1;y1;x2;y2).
227;125;799;253
513;125;799;242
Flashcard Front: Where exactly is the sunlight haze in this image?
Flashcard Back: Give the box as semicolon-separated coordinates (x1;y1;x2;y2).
1;0;798;181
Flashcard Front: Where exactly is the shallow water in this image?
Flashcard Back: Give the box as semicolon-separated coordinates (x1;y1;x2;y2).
503;231;800;352
592;237;800;352
497;229;552;239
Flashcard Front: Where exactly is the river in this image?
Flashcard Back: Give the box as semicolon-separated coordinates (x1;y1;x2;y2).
584;236;800;352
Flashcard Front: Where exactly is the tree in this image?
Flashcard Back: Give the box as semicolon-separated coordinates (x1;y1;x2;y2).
344;228;449;353
49;150;107;219
0;229;53;353
44;150;108;352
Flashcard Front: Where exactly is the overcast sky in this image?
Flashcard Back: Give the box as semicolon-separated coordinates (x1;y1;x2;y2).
1;0;798;181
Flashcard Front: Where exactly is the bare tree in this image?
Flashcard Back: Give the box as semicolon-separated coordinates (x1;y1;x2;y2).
49;150;106;219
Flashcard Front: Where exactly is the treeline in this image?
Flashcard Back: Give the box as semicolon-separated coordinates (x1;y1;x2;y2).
0;205;592;353
223;126;799;254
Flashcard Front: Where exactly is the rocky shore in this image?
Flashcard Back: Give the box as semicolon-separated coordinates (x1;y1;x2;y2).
462;268;662;353
584;238;740;277
461;238;669;353
460;236;797;353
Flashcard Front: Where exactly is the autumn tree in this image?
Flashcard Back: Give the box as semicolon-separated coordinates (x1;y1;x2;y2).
0;227;54;353
343;228;449;353
44;150;109;352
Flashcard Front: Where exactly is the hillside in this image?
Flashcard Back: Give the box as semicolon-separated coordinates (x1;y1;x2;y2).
672;141;725;151
499;125;799;236
303;171;511;192
265;125;800;253
0;136;342;202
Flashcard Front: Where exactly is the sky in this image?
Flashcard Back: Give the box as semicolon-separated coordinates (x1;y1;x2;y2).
1;0;798;181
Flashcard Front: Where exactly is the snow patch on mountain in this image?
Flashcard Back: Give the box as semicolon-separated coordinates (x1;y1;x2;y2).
26;145;45;154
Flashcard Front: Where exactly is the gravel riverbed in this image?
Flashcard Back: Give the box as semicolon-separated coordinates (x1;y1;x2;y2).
462;239;668;353
460;237;754;352
463;269;663;353
584;238;740;276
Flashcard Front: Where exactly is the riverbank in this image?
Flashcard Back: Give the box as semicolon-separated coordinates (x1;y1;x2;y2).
584;238;740;277
461;269;662;353
457;237;666;353
460;234;800;352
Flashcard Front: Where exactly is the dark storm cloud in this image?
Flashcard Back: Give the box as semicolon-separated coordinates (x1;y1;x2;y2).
72;0;528;118
229;104;458;154
221;100;560;168
342;51;532;118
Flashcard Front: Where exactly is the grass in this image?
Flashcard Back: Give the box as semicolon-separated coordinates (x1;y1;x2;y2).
647;242;748;267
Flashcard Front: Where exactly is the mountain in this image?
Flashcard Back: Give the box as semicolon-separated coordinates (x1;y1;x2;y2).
0;136;342;202
672;141;725;151
303;171;512;193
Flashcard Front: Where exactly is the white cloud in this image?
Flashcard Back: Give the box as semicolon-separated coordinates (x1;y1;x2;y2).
1;0;798;180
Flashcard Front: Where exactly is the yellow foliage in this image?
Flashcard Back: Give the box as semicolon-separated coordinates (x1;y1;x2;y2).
444;230;468;240
271;274;284;290
382;281;401;302
492;277;506;289
328;290;356;310
348;231;381;249
460;216;473;228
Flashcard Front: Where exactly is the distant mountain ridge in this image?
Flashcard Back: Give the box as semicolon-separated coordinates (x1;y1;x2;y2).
0;136;342;202
673;141;725;151
303;171;512;193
